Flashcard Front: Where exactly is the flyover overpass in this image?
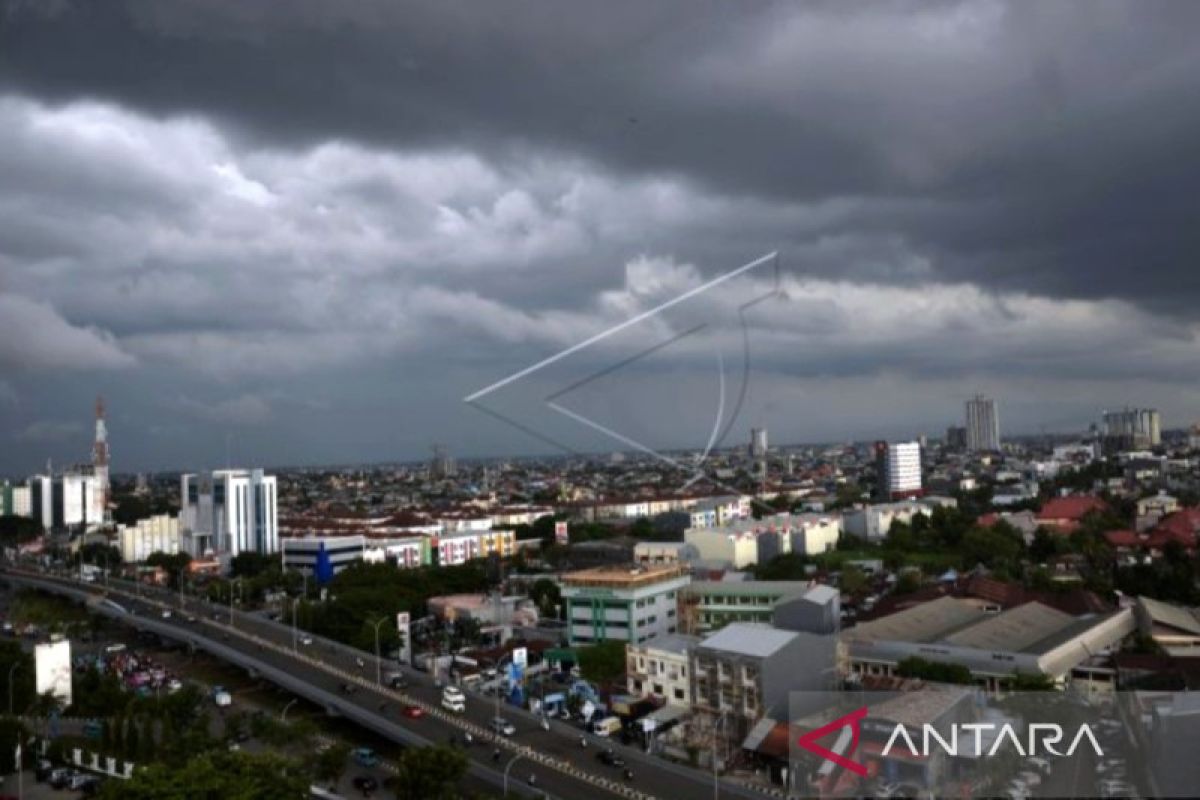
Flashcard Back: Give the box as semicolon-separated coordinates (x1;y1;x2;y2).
1;567;779;800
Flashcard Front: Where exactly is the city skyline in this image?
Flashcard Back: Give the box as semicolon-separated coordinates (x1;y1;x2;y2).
4;2;1200;473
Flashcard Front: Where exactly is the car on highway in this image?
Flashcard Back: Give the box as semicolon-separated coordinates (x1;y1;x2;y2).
160;610;172;619
441;686;466;713
299;635;313;646
401;704;424;719
596;750;625;768
387;671;408;689
490;717;516;736
340;682;358;695
352;747;380;768
352;775;379;794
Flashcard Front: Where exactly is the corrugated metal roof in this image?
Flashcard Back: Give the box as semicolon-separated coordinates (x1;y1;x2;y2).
943;602;1072;651
846;596;986;643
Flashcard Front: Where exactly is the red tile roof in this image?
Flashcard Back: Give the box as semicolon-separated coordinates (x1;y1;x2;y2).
1104;529;1141;548
1036;496;1109;532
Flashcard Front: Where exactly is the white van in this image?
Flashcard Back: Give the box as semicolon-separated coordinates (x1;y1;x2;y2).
441;686;466;713
592;716;622;737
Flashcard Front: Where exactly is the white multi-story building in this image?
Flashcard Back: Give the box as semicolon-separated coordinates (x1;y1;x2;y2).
117;514;180;563
561;564;691;646
875;441;922;499
363;536;427;568
684;527;762;569
843;501;930;542
282;534;368;576
626;633;698;707
966;394;1001;452
436;531;482;566
61;468;104;530
180;469;278;557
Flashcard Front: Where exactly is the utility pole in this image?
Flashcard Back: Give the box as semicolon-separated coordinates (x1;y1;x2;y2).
370;617;387;687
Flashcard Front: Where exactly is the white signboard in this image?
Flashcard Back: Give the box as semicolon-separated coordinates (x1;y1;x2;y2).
512;647;528;668
554;521;569;545
35;638;72;706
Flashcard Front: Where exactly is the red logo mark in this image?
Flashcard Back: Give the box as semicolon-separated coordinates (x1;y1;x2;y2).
796;706;869;777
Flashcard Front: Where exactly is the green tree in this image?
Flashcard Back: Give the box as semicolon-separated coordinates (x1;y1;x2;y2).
896;656;972;684
101;750;309;800
0;515;41;546
577;640;627;685
388;745;468;800
960;523;1024;571
528;579;562;618
80;541;122;568
0;717;27;773
230;552;275;579
753;552;811;581
893;571;921;595
840;564;868;596
312;742;351;788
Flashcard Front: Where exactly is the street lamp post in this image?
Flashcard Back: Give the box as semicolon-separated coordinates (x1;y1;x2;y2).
291;597;299;651
228;578;242;627
369;617;388;687
7;661;20;715
502;753;523;796
712;708;729;800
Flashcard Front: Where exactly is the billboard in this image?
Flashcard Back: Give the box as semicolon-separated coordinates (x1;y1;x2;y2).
554;521;569;545
35;638;72;706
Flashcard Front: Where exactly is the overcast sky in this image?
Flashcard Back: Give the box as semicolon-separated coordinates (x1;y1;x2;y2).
3;0;1200;475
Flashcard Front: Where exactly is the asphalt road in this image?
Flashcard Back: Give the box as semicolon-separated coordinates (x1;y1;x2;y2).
2;567;776;800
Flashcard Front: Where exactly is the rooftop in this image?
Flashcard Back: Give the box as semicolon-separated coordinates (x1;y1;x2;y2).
685;580;812;599
561;563;687;589
631;633;699;656
847;595;986;643
698;622;799;658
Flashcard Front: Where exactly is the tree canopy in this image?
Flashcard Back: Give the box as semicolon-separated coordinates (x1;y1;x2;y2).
101;750;308;800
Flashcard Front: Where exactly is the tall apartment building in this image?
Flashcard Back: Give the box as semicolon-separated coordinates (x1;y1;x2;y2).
874;441;922;500
180;469;278;557
965;394;1001;452
0;482;32;518
1103;407;1162;451
560;564;690;646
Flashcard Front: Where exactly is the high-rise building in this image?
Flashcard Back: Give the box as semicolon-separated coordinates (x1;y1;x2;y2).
945;426;967;450
1103;407;1161;451
750;427;768;458
0;482;32;518
965;394;1001;452
180;469;278;557
750;427;768;479
429;445;457;479
61;467;104;529
91;395;110;523
874;441;922;500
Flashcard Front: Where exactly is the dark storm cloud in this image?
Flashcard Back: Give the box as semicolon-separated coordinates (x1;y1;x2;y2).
4;1;1200;315
4;0;1200;472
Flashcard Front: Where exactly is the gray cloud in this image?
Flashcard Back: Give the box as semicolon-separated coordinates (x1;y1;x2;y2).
1;0;1199;472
